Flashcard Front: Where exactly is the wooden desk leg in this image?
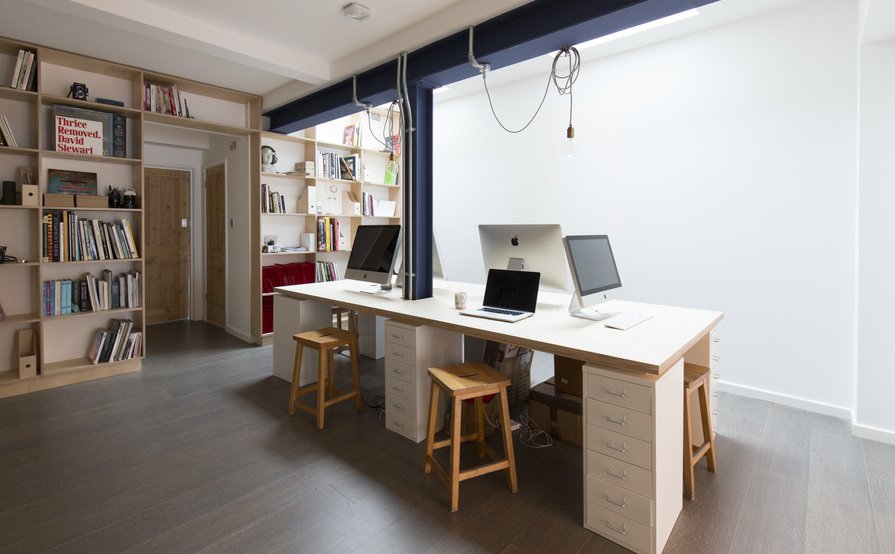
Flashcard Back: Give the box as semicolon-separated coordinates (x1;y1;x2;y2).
424;382;440;474
498;386;519;493
316;348;326;430
288;342;304;416
450;396;463;512
350;336;363;412
475;396;486;458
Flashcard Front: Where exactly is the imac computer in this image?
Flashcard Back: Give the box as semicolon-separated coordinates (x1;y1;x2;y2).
478;224;571;292
395;233;446;288
563;234;626;320
345;224;402;294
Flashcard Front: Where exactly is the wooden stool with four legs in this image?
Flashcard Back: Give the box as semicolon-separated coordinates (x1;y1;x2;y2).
423;362;519;512
288;327;363;430
683;363;717;500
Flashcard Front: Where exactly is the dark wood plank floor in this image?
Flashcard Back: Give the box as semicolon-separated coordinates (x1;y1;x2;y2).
1;321;892;553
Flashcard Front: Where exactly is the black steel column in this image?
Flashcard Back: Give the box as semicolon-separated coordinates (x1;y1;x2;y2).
402;82;434;300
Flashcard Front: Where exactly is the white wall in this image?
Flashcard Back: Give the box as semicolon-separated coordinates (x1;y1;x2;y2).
207;136;253;342
856;40;895;440
143;141;207;321
435;0;860;416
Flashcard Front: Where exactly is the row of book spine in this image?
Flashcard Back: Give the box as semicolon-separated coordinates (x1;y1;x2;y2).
8;49;36;91
261;183;288;213
316;261;340;282
88;319;142;365
317;152;358;181
42;270;142;316
42;211;139;262
316;217;343;252
0;114;18;147
143;82;190;118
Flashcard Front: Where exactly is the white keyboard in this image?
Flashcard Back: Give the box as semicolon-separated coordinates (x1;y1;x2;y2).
603;312;651;330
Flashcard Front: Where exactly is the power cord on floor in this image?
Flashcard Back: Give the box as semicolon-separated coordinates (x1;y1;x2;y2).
514;414;554;449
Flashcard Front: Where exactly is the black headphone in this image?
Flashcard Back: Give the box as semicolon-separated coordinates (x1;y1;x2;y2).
261;145;278;165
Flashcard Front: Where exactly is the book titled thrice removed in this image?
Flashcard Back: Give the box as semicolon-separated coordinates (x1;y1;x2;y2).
55;116;103;155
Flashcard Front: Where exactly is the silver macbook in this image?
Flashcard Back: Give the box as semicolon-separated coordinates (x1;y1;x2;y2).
461;269;540;323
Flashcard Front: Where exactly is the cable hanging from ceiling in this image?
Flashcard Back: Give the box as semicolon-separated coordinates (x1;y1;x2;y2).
468;26;581;154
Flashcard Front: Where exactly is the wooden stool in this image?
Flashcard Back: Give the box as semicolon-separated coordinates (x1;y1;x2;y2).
683;363;717;500
288;327;363;430
423;362;518;512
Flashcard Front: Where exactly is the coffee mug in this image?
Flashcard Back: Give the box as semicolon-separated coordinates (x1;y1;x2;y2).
454;291;467;310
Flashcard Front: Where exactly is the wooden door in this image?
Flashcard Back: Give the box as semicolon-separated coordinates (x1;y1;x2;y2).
205;164;226;328
144;168;190;324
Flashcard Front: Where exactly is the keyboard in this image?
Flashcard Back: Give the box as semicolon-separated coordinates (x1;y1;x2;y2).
482;307;524;316
603;312;651;330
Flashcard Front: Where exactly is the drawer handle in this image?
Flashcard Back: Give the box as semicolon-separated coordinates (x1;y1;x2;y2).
391;334;403;340
607;520;627;535
712;355;720;361
605;388;627;399
393;352;404;358
393;403;402;410
605;440;627;454
606;494;627;509
713;336;721;343
606;415;626;426
606;468;627;481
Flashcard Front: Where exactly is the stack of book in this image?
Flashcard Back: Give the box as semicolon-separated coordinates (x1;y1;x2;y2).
8;49;36;91
0;115;18;147
88;319;142;365
316;217;343;252
42;211;139;262
143;82;190;118
261;183;288;213
42;270;142;315
317;152;359;181
316;261;340;282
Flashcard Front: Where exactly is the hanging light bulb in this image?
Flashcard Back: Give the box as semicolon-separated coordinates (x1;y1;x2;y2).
385;152;399;183
562;124;576;158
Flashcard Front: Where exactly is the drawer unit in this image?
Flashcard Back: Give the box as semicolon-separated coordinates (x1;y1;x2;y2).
383;320;462;443
583;360;683;554
684;328;722;439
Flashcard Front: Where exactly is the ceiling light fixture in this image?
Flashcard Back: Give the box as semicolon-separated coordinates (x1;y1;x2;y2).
342;3;372;22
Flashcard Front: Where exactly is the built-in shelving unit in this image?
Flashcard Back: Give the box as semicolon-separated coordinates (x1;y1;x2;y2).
0;34;261;398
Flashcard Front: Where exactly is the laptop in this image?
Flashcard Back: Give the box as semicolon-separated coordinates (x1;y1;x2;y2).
460;269;540;323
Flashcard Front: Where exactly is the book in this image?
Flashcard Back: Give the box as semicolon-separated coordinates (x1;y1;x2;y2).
47;169;98;196
18;51;35;91
10;50;24;88
52;105;112;156
88;330;106;364
0;115;18;147
111;113;126;158
95;98;125;107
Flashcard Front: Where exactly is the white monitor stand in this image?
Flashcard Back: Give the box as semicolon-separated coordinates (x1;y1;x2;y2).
569;292;616;321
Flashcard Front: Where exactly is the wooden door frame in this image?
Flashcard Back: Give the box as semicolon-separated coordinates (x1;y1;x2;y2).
204;161;227;329
144;165;194;322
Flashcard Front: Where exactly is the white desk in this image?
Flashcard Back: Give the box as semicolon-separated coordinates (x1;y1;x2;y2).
273;280;723;553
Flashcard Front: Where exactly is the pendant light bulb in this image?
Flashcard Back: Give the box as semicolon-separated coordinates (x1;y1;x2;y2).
562;124;576;158
385;152;399;181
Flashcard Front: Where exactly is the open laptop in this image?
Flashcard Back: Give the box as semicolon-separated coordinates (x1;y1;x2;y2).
460;269;540;323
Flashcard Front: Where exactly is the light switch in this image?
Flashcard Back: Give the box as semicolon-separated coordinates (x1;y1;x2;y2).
181;218;188;228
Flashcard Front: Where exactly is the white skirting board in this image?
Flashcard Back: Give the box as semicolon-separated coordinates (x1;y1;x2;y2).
852;423;895;446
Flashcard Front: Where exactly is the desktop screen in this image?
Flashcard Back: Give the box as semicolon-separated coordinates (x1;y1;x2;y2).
565;235;621;296
483;269;540;313
347;225;401;273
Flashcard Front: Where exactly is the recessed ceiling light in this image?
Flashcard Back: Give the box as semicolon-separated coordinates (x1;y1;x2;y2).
343;3;372;22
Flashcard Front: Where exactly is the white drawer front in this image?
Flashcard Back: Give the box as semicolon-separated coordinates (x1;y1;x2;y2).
386;358;417;385
384;323;416;348
385;410;415;440
586;502;652;554
587;399;652;443
388;392;416;421
587;374;652;415
586;475;653;526
587;425;652;471
586;450;652;498
386;342;416;365
385;373;414;402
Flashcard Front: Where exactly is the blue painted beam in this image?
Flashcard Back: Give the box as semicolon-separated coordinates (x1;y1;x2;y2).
265;0;717;132
402;82;434;300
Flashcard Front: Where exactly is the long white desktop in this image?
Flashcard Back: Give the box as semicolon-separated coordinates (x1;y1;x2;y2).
273;279;723;554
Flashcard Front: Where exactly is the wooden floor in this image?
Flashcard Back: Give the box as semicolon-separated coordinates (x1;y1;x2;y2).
1;321;892;553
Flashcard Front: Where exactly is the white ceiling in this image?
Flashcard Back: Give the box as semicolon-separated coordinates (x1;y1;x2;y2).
2;0;888;113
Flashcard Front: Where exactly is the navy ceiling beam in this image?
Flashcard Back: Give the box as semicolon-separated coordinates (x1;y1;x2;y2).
265;0;717;132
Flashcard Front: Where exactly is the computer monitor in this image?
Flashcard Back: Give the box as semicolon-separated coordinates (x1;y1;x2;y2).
562;234;623;320
478;224;570;291
345;224;402;293
395;232;446;288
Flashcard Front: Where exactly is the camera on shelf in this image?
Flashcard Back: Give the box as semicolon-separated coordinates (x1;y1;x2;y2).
67;82;89;101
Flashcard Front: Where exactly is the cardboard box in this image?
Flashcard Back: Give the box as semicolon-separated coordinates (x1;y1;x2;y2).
21;184;38;206
529;378;583;447
554;355;584;396
17;328;37;379
75;195;108;208
484;340;532;409
43;193;75;207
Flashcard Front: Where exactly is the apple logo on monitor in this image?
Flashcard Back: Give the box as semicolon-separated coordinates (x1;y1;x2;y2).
511;235;519;247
